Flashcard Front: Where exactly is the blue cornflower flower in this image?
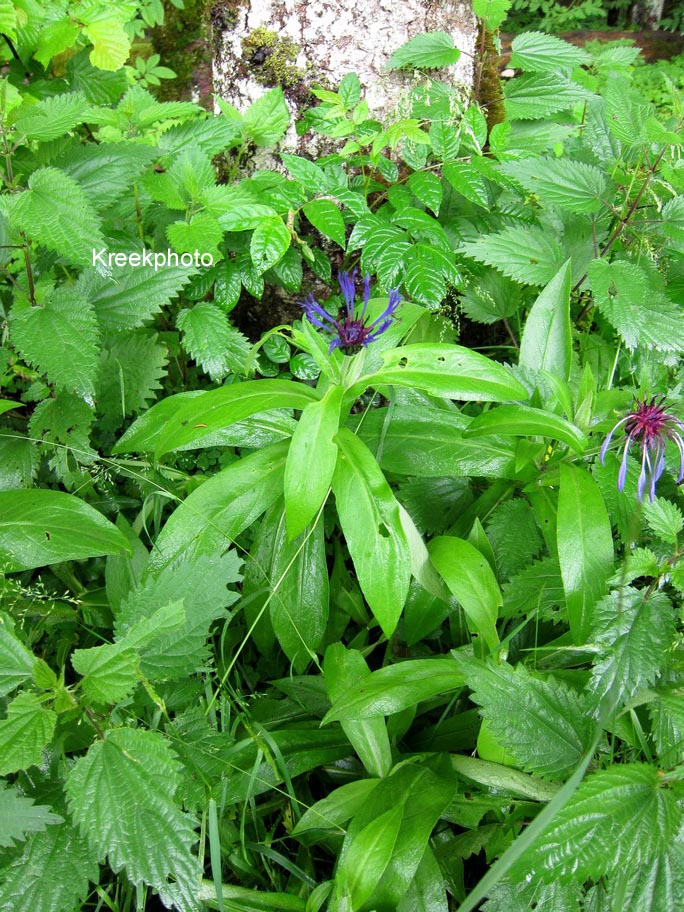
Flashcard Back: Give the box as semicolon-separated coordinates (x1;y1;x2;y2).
299;270;401;354
600;395;684;501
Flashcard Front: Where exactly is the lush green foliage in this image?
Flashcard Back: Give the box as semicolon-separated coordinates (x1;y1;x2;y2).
3;1;684;910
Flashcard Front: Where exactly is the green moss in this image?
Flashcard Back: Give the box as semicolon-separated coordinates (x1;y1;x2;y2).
241;27;305;89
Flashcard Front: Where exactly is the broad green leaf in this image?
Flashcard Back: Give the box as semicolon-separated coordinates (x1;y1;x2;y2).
365;343;528;402
428;537;501;650
464;404;587;453
336;804;404;908
355;404;519;479
113;380;319;457
324;657;464;721
292;779;379;838
387;32;461;69
303;199;346;248
407;171;442;215
0;612;35;697
177;303;248;381
147;442;289;573
443;162;489;207
332;429;411;637
402;243;458;307
0;820;98;912
0;692;57;775
167;214;223;257
335;759;457;910
9;166;104;265
97;332;169;424
84;17;130;70
280;153;329;193
58;143;156;209
324;643;392;778
0;399;22;416
485;500;544;581
0;781;62;849
557;464;613;643
509;32;591;72
66;728;200;909
284;385;343;539
11;286;100;403
456;656;594;779
472;0;511;29
519;260;573;381
504;74;590;120
609;844;684;912
462;225;565;286
243;87;289;146
250;216;291;272
512;764;683;882
259;507;329;672
220;728;351;804
0;489;130;572
588;259;684;351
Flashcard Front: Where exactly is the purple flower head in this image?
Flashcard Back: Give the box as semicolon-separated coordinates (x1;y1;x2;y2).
600;395;684;502
299;270;401;355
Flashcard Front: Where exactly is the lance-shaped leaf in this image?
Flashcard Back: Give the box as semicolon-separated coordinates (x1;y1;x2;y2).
0;489;130;572
114;380;319;457
428;537;501;651
464;404;587;453
332;428;411;637
557;464;613;643
519;260;572;381
362;344;528;402
284;385;343;539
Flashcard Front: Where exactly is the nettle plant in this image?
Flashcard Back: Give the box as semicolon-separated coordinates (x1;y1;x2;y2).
3;1;684;909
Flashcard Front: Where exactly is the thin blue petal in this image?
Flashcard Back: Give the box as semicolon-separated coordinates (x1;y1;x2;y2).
617;437;631;491
637;445;649;501
600;415;630;464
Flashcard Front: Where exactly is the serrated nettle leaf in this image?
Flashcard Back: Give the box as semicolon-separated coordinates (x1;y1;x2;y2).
0;819;98;912
285;384;343;539
501;158;606;214
0;692;57;775
589;589;675;711
588;259;684;352
455;655;594;779
504;74;591;120
13;92;87;141
643;497;684;544
332;428;411;637
428;537;501;650
364;343;529;402
0;781;62;850
464;404;587;453
65;728;201;909
71;643;139;705
512;764;683;883
0;611;35;697
0;489;130;572
10;286;100;402
462;225;565;286
387;32;461;70
509;31;591;72
472;0;511;29
9;166;104;265
167;213;223;259
557;465;613;643
177;303;246;381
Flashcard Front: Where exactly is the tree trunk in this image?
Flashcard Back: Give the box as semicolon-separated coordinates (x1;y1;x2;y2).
211;0;477;156
631;0;665;29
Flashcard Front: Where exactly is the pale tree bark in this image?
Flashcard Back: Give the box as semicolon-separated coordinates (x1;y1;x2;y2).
212;0;477;155
631;0;665;29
